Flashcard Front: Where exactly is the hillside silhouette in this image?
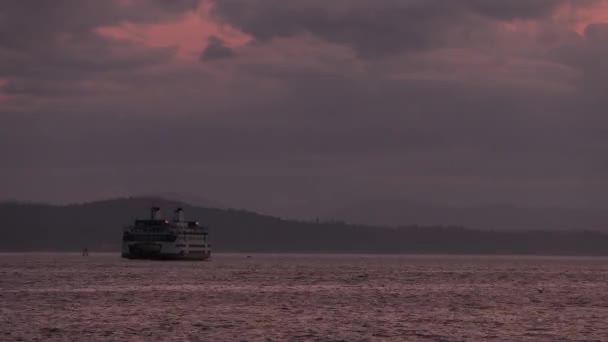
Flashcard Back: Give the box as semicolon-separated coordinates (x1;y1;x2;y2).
328;199;608;231
1;197;607;255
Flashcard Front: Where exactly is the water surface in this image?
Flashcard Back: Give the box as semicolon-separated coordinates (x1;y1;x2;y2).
1;253;607;341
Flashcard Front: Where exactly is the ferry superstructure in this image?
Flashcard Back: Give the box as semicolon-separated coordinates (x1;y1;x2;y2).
121;207;211;260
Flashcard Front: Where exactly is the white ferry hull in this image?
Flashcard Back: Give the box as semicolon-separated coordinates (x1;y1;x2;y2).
121;242;211;261
121;252;211;261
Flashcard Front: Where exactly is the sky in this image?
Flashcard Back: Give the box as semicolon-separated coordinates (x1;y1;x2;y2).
1;0;608;219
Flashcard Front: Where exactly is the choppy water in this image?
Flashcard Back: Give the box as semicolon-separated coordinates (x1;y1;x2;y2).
1;254;608;341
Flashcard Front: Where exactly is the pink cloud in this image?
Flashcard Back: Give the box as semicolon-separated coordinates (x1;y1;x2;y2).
492;1;608;37
552;0;608;33
0;78;13;102
96;1;250;61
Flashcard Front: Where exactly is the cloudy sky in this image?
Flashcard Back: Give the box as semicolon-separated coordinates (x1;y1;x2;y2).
1;0;607;218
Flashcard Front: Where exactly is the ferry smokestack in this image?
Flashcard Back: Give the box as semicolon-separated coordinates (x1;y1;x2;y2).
151;207;162;220
174;208;184;222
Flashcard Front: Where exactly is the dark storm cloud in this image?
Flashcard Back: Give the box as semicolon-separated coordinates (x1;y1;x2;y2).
210;0;592;57
549;22;608;101
463;0;595;19
584;22;608;40
200;36;236;61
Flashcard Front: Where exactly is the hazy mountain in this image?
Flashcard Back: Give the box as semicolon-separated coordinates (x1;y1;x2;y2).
327;199;608;231
1;197;608;255
139;192;227;209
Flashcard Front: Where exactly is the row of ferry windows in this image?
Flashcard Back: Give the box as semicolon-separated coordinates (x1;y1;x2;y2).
131;229;207;235
122;234;176;242
185;236;207;240
123;235;207;242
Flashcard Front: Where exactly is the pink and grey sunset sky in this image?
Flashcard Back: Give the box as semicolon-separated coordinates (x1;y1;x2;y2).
1;0;608;218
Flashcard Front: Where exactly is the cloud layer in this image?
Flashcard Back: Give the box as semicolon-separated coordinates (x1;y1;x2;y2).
1;0;608;218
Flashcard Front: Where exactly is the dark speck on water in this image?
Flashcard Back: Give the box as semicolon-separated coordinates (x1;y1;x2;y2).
1;253;608;341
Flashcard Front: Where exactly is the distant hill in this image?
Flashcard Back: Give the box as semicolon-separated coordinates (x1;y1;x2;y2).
136;192;227;209
1;197;608;255
327;199;608;231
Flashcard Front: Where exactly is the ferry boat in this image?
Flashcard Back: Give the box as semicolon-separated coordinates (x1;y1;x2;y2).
121;207;211;260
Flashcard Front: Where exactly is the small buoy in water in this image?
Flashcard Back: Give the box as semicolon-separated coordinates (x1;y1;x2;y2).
537;288;544;293
246;255;252;259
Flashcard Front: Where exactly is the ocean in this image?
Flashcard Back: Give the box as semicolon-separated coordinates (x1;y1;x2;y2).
1;253;607;341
